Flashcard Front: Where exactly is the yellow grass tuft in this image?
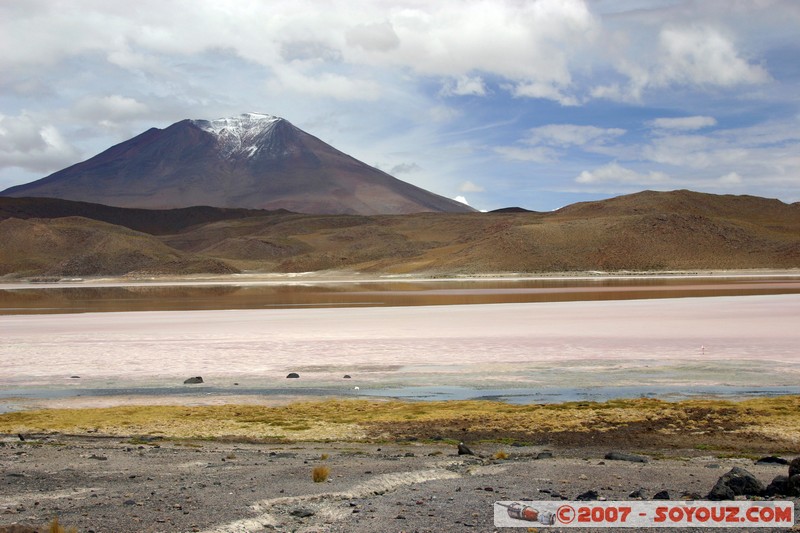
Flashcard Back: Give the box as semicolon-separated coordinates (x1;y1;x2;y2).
494;450;509;460
312;465;330;483
320;453;329;460
49;516;78;533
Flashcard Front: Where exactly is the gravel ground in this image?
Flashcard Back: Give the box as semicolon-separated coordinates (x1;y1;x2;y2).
1;435;797;533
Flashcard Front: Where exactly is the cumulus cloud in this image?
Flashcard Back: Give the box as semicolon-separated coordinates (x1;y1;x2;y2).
649;116;717;131
495;124;625;163
655;25;770;87
575;162;670;185
0;113;80;172
440;75;487;97
346;21;400;52
73;95;150;125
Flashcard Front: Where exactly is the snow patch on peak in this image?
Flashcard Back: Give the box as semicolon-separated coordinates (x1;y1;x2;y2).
192;113;284;159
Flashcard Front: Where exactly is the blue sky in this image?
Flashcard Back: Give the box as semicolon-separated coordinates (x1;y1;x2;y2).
1;0;798;211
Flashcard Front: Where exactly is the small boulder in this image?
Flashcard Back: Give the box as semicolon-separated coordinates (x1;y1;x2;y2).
457;442;475;456
343;375;352;379
290;507;315;518
756;456;789;466
286;372;300;379
604;451;648;463
707;480;735;501
536;451;554;460
763;475;789;497
183;376;203;384
653;490;670;500
576;490;598;501
789;457;800;478
788;474;800;497
628;488;646;499
707;467;764;500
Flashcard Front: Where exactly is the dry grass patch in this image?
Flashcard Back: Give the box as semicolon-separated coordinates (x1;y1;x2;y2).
312;465;329;483
1;397;798;451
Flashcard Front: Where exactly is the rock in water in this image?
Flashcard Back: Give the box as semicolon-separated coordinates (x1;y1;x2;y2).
183;376;204;384
286;372;300;379
457;442;475;455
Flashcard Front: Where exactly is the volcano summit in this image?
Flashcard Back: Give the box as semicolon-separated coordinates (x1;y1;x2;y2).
1;113;473;215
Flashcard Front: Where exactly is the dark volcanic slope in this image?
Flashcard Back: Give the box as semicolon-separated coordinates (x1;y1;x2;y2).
0;196;285;235
0;113;474;216
0;190;797;277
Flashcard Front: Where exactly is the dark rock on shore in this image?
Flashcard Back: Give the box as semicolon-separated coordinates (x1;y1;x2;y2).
457;442;474;456
286;373;300;379
756;456;789;465
789;457;800;477
183;376;204;384
707;467;764;500
605;451;648;463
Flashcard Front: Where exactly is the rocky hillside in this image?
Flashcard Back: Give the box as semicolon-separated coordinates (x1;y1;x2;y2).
0;190;797;277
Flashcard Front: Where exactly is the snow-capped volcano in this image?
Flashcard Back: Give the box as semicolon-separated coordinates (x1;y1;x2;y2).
1;114;475;215
192;113;283;159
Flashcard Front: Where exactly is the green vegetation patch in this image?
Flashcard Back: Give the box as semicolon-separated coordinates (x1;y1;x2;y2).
1;397;799;451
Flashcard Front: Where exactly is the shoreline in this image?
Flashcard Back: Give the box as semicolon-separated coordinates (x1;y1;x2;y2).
2;267;799;290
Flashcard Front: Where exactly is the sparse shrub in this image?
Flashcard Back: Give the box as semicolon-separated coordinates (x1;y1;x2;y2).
226;453;237;460
49;516;78;533
312;465;330;482
320;453;329;460
494;450;509;460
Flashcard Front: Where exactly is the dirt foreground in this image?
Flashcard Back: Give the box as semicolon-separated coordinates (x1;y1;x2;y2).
1;397;800;532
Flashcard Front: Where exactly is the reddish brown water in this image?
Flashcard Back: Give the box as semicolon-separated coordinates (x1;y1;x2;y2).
1;276;799;315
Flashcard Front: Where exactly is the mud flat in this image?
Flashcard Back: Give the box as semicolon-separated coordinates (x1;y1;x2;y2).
1;294;799;410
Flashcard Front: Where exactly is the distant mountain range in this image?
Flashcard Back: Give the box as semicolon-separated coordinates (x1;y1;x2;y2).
1;190;797;277
0;113;473;215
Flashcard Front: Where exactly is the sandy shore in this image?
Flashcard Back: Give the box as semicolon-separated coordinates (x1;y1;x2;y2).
1;435;797;533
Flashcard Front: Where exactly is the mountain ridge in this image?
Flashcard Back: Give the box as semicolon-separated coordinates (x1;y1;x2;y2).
0;189;797;278
1;113;475;215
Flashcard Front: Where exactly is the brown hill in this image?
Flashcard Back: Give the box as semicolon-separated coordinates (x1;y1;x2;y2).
0;190;797;278
0;217;237;277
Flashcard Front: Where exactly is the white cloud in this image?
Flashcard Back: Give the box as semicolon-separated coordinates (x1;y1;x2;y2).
575;162;670;185
718;172;743;185
525;124;626;147
510;81;579;106
656;25;770;88
389;162;421;175
73;95;150;125
267;66;382;101
649;116;717;131
440;75;487;97
346;21;400;52
459;180;484;193
0;113;80;173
